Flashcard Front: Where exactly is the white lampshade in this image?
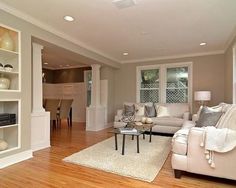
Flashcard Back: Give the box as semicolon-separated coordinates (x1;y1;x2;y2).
194;91;211;101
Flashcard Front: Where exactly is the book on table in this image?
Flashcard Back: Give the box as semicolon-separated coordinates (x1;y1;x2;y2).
119;127;138;134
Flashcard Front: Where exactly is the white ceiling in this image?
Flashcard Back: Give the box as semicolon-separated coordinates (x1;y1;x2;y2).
1;0;236;64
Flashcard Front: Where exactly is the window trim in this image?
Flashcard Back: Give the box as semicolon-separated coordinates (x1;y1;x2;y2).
233;43;236;104
136;62;193;110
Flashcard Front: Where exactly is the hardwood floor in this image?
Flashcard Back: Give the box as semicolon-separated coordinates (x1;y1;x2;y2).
0;122;235;188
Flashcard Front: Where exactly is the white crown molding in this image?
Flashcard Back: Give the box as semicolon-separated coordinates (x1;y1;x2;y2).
0;150;33;169
0;2;234;66
121;50;225;64
0;2;120;65
223;26;236;53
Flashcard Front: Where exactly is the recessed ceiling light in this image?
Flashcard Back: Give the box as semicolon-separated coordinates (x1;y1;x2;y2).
64;15;74;22
140;31;149;35
43;62;48;65
123;52;129;56
200;42;207;46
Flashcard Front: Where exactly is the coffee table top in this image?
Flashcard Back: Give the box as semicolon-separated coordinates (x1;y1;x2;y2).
109;128;143;136
109;122;154;136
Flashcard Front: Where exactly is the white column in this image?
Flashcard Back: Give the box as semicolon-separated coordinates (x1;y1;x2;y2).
86;64;106;131
32;43;44;113
31;43;50;151
91;64;101;107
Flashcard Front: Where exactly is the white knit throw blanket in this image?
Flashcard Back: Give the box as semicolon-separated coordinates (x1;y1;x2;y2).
200;105;236;168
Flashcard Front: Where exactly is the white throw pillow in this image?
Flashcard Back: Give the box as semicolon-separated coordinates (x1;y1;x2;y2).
155;105;170;117
135;103;145;116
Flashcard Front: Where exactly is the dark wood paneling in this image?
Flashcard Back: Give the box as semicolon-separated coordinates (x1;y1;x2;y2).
43;67;91;83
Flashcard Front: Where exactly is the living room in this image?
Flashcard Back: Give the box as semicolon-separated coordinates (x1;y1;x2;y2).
0;0;236;187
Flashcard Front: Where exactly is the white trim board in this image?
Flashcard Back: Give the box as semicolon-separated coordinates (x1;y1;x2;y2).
0;149;33;169
122;51;224;64
233;43;236;104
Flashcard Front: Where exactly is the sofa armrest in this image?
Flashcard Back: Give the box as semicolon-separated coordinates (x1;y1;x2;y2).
114;115;122;122
114;109;123;122
183;112;190;120
187;127;205;157
117;109;123;116
192;114;198;122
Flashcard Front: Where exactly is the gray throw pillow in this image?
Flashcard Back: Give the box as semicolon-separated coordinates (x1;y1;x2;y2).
196;107;223;127
123;104;135;116
145;105;156;117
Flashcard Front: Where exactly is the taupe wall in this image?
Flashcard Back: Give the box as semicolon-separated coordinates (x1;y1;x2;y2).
43;67;91;84
114;54;225;113
224;36;236;103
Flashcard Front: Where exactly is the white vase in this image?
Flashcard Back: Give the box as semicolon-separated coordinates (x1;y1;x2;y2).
141;117;147;124
0;75;10;89
146;118;153;124
1;32;14;51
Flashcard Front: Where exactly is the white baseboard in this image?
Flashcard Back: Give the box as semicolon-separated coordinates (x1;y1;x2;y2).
0;150;33;169
31;142;51;152
105;122;114;128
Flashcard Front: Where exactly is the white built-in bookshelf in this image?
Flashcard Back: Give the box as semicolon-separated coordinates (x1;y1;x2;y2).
0;24;21;154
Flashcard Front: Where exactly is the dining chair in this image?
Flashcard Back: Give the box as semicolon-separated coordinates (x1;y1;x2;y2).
45;99;60;129
43;98;47;108
58;99;73;127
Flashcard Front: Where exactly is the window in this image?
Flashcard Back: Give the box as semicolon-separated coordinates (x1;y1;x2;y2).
166;67;188;103
140;68;160;103
137;62;192;105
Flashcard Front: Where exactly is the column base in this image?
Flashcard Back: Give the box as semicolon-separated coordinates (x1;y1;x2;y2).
86;106;106;131
31;111;50;152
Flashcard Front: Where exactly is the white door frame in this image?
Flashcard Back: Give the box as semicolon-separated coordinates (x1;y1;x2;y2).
233;43;236;104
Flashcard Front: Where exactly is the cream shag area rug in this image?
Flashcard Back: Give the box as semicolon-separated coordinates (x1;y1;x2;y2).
63;135;171;182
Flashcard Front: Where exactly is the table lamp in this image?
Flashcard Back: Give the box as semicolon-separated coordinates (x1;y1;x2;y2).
194;91;211;106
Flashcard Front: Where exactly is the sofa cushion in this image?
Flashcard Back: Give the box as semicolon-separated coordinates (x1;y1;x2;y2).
172;134;188;155
123;104;135;116
196;107;223;127
152;117;184;127
145;105;156;117
155;104;171;117
154;103;189;118
135;103;145;116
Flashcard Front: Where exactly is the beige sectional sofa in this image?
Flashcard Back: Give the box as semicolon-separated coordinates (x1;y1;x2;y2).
171;104;236;180
114;103;190;134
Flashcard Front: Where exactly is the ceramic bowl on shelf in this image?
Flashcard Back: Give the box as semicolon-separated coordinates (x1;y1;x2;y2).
0;63;4;71
4;64;13;72
0;75;10;89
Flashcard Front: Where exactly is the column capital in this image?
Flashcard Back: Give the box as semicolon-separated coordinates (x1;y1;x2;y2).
91;64;101;69
32;43;44;50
